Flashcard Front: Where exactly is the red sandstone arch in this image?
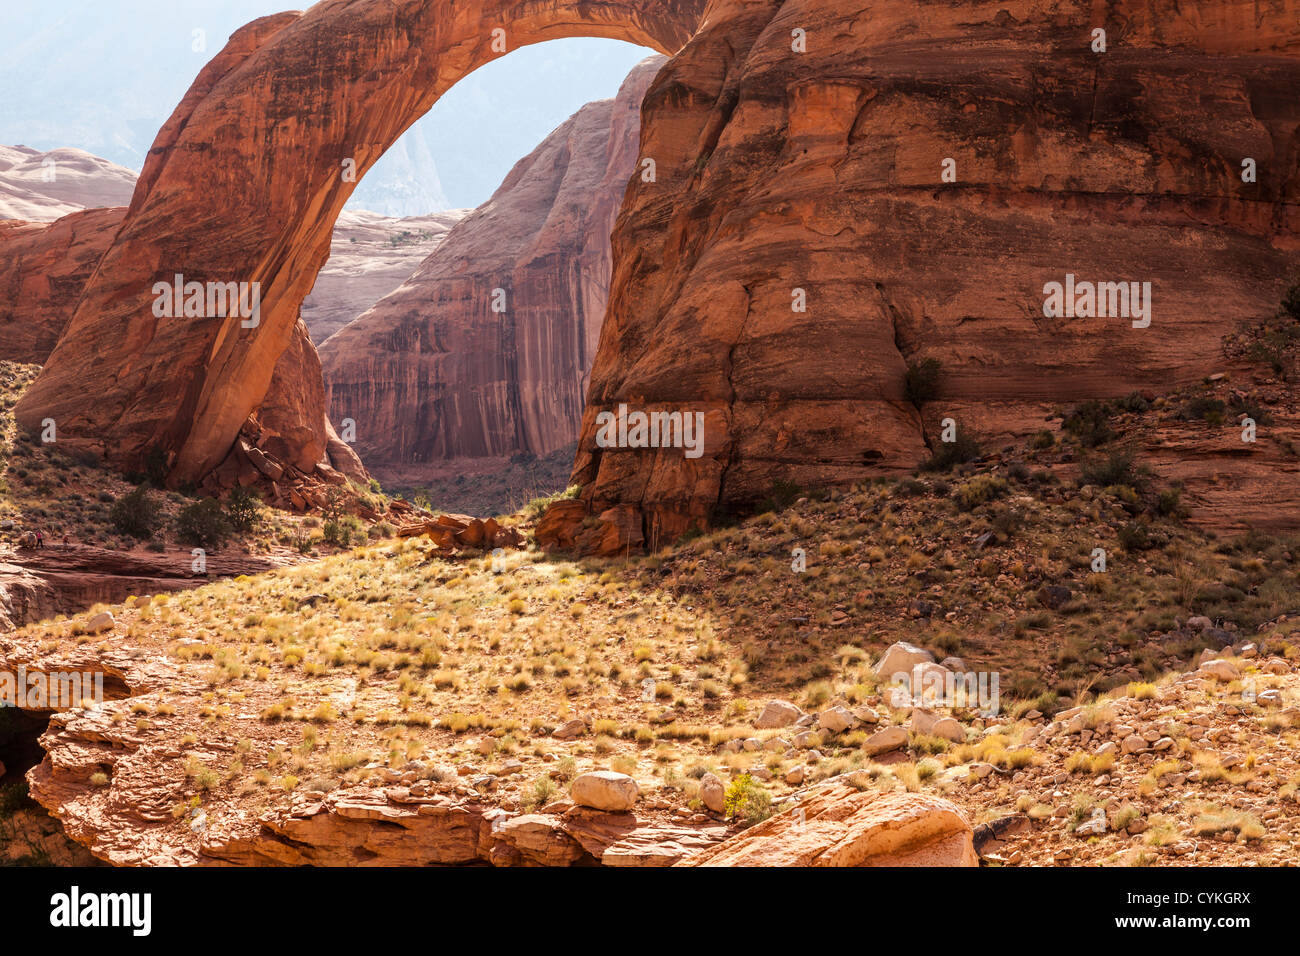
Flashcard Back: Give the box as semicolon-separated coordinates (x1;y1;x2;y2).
16;0;707;483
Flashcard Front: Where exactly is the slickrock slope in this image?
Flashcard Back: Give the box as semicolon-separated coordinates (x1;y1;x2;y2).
13;1;706;487
0;208;126;363
0;146;136;222
300;209;467;344
560;0;1300;547
320;57;663;472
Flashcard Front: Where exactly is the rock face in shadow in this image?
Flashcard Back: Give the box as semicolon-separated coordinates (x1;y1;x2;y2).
0;208;126;363
13;1;707;487
557;0;1300;549
301;209;468;344
319;57;663;473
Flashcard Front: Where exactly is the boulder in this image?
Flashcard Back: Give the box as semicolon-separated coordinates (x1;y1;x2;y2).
756;700;803;729
698;773;725;814
817;706;854;734
875;642;934;678
678;784;977;867
863;726;908;756
571;771;639;812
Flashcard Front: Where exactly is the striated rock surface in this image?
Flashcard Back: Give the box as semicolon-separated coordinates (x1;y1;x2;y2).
679;783;978;867
0;208;125;363
559;0;1300;548
14;2;705;487
300;209;467;344
320;57;663;473
0;146;137;222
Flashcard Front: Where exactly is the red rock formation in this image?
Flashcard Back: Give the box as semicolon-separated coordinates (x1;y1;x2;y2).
301;209;467;344
13;0;1298;545
561;0;1300;548
678;783;978;867
0;208;125;363
319;57;663;473
14;2;707;487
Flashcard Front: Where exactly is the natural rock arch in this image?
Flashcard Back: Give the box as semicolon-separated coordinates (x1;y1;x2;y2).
16;0;708;484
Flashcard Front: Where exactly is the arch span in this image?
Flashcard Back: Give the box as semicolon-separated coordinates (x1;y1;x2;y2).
16;0;707;484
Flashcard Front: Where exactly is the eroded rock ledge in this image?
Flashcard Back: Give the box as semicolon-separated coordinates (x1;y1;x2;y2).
4;625;974;867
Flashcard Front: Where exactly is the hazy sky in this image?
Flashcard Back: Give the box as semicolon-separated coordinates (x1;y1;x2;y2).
0;0;657;211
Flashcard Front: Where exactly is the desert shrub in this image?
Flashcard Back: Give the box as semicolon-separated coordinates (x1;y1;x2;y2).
322;514;364;547
1282;281;1300;323
175;498;232;549
1118;521;1154;551
1080;447;1140;488
1177;396;1226;424
756;478;803;514
1029;429;1055;450
723;773;772;827
110;485;163;539
922;428;981;471
953;475;1007;512
1062;400;1114;447
225;486;264;532
904;358;943;404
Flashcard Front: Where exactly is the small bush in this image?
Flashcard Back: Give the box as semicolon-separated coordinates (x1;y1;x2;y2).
175;498;232;549
922;428;981;471
110;485;163;539
1118;521;1154;551
322;514;364;547
953;475;1007;512
225;486;264;532
904;358;943;404
1080;447;1141;488
1063;401;1114;447
756;478;803;514
723;773;772;827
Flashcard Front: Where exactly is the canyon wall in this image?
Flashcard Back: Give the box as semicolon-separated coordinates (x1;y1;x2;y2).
301;209;468;344
12;1;707;486
320;57;663;473
558;0;1300;547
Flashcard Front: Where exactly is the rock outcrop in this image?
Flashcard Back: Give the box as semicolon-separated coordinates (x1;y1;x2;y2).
0;208;125;363
320;58;662;475
300;209;467;344
13;1;706;487
557;0;1300;548
680;784;978;867
12;0;1299;543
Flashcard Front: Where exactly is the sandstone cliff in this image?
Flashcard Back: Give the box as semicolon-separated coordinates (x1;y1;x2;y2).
301;209;467;344
0;208;125;363
560;0;1300;548
319;57;664;475
12;2;703;487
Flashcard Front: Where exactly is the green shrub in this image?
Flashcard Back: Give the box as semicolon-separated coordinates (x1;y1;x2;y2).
904;358;943;404
922;428;981;471
1178;396;1226;424
723;773;772;827
1080;447;1141;488
1118;521;1154;551
175;498;232;549
756;478;803;514
110;485;163;539
1281;281;1300;323
322;514;364;547
1063;401;1114;447
225;486;264;532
